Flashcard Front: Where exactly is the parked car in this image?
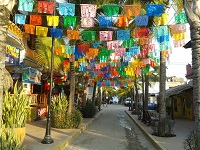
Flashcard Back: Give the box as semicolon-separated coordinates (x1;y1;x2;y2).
148;103;157;110
124;98;134;107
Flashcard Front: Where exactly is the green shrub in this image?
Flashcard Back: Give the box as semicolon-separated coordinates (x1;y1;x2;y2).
81;103;97;118
51;94;68;128
51;95;82;129
65;109;83;128
2;83;30;128
0;128;26;150
183;129;200;150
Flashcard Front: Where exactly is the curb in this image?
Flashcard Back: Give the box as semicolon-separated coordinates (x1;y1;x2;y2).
125;111;167;150
53;109;105;150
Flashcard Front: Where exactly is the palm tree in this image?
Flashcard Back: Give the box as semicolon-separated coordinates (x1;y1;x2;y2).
102;86;116;103
183;0;200;132
0;0;15;127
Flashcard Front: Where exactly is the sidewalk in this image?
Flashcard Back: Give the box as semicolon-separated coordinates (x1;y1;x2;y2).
125;111;196;150
22;107;196;150
22;109;105;150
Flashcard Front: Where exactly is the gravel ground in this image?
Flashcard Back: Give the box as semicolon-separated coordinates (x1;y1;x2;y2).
65;104;157;150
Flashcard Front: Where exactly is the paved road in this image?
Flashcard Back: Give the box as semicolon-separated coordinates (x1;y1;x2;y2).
65;104;157;150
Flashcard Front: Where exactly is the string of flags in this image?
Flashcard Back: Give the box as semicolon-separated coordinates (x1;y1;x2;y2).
15;0;189;87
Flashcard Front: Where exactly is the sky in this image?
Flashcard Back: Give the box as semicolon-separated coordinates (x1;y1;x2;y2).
165;4;192;80
166;46;192;79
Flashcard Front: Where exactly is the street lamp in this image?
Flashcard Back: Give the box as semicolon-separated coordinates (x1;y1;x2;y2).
41;0;57;144
41;35;55;144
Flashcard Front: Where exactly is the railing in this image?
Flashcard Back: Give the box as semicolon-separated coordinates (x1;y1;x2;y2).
28;94;48;107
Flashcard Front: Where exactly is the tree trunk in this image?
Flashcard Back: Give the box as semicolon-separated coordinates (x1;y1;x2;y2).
0;5;12;127
82;77;88;107
144;74;149;111
68;61;75;114
158;52;167;136
131;88;134;111
92;81;97;106
134;76;139;112
142;72;145;122
184;0;200;132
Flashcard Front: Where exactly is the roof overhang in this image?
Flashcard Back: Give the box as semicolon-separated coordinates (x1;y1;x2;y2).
6;30;25;50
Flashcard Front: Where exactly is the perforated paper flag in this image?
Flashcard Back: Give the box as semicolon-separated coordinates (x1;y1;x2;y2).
82;30;96;41
58;3;75;16
117;30;130;40
98;16;112;28
123;38;134;48
18;0;34;12
124;4;141;17
65;45;75;54
135;15;148;26
63;16;76;27
24;24;35;34
36;26;48;37
46;16;59;26
38;1;54;14
103;4;120;16
175;12;188;24
135;28;149;38
50;28;63;38
170;24;186;34
67;30;80;40
30;15;42;25
146;4;164;16
129;46;140;55
117;16;129;27
107;40;119;50
81;17;94;28
99;31;113;41
80;4;97;17
15;14;26;24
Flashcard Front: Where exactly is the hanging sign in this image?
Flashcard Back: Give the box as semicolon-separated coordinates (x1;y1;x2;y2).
58;3;75;16
6;44;19;58
80;4;97;17
38;1;54;14
22;67;42;85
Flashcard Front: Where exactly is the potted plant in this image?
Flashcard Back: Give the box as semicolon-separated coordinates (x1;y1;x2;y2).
2;82;30;143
